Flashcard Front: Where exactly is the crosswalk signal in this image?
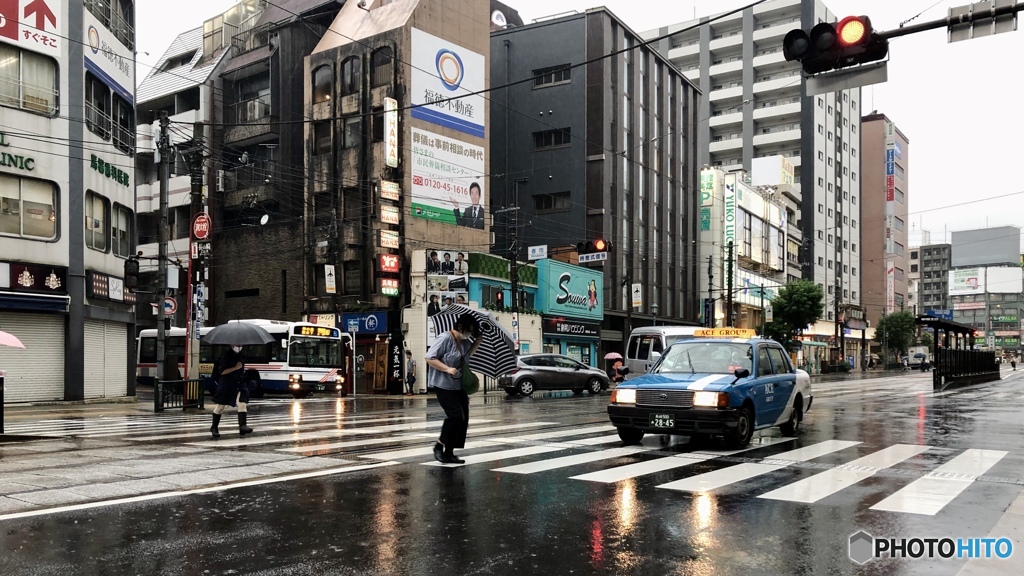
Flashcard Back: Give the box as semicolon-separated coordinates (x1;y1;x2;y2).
783;16;888;75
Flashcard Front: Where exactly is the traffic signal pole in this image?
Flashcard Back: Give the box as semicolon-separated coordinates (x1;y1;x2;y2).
879;1;1023;40
156;112;170;383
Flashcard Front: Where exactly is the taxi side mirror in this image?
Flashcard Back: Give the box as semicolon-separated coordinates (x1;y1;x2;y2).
733;368;750;379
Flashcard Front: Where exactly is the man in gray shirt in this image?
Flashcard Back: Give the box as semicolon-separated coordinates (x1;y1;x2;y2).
405;351;416;396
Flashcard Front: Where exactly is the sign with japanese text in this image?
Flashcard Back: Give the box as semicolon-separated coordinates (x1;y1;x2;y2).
83;6;133;105
380;204;400;225
0;0;64;57
886;260;895;314
699;169;715;207
380;180;401;202
379;254;400;274
410;128;485;227
410;28;485;138
380;230;400;249
90;154;129;186
380;278;400;297
542;316;600;339
384;97;399;168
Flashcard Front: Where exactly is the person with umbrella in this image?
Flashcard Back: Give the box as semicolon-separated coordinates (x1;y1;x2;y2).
204;321;273;438
424;312;481;464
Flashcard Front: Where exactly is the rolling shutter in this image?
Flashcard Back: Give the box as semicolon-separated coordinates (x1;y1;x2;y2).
0;312;65;403
84;319;129;398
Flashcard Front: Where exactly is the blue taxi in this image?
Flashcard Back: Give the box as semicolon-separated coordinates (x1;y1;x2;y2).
608;333;812;448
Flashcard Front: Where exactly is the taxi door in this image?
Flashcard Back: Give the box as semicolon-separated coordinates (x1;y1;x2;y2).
751;345;790;427
766;346;797;423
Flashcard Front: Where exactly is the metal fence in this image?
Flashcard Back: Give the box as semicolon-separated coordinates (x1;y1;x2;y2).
933;349;999;390
154;379;205;412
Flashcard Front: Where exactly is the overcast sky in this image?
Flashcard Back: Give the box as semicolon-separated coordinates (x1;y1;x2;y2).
137;0;1024;250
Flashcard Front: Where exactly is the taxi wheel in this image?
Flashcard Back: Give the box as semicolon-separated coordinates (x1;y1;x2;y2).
587;378;604;395
518;379;536;396
780;397;802;437
726;406;754;448
617;427;645;445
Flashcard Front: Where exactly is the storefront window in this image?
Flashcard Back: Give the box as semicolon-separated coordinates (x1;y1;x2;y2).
565;343;592;367
0;174;57;240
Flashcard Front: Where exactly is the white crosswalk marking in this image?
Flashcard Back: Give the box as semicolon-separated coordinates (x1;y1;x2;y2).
656;440;859;493
870;449;1008;515
758;444;932;504
422;444;571;468
492;438;686;475
571;438;795;484
187;419;496;448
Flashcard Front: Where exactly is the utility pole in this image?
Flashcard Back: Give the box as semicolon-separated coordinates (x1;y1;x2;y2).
622;270;633;348
725;241;734;328
706;255;714;328
184;121;206;381
498;178;526;355
156;111;170;383
759;283;765;336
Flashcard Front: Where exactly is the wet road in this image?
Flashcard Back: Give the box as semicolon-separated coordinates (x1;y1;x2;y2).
2;369;1024;575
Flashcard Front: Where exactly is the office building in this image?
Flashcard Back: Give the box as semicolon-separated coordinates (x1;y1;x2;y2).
949;226;1023;355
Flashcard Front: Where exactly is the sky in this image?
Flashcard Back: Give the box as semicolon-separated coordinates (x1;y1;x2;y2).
137;0;1024;250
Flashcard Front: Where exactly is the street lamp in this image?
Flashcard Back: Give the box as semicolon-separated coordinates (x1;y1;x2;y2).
651;302;659;326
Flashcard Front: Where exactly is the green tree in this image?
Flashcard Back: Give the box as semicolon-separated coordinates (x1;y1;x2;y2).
763;281;825;348
876;311;917;360
919;330;934;350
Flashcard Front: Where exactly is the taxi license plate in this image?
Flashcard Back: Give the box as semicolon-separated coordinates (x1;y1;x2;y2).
650;414;675;428
315;384;326;392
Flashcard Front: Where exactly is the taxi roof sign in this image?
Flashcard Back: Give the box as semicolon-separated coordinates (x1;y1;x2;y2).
694;328;757;339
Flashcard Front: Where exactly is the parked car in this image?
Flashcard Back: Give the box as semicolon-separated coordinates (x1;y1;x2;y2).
498;354;609;396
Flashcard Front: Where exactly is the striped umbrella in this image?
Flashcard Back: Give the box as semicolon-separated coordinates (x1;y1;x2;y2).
430;304;517;378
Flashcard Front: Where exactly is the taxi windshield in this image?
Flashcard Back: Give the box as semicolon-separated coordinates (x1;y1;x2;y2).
654;342;753;375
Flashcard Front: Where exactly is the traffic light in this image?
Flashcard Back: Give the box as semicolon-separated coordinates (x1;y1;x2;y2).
783;16;888;75
124;256;140;291
576;239;611;255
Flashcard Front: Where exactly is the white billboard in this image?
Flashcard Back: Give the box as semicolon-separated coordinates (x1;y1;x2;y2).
410;28;485;138
83;8;134;105
949;268;986;296
410;128;485;228
0;0;66;58
985;266;1023;294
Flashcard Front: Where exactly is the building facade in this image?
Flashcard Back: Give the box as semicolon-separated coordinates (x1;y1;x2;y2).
919;243;952;311
949;227;1023;356
490;8;702;353
860;112;910;327
645;0;863;324
1;1;137;402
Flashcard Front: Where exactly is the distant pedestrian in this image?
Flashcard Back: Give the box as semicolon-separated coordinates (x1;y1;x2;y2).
209;345;254;439
424;312;482;464
1012;356;1018;371
405;350;417;396
610;360;624;384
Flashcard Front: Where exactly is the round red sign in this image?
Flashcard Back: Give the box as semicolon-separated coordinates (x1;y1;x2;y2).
192;213;212;240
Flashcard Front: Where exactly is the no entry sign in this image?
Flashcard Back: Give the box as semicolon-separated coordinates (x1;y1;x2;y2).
192;213;212;241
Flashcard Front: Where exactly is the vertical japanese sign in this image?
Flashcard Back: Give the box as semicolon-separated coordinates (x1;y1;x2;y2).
384;97;399;168
699;168;716;207
886;260;895;314
884;120;895;255
325;264;337;294
410;28;486;138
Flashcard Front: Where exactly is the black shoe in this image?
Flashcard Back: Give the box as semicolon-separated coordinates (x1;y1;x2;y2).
210;413;221;439
444;451;465;464
238;412;254;436
433;443;446;463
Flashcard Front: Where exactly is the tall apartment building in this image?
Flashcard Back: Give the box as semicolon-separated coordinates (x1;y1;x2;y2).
919;243;952;311
644;0;862;323
490;7;702;341
1;1;137;401
907;229;931;315
860;112;909;327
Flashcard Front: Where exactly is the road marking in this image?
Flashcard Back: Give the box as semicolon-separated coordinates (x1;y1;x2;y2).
956;486;1024;576
492;437;686;475
408;424;617;443
870;449;1008;515
572;437;796;484
362;439;507;461
422;444;570;468
656;440;859;492
565;434;625;446
276;434;436;454
758;444;932;504
186;419;495;448
0;461;399;522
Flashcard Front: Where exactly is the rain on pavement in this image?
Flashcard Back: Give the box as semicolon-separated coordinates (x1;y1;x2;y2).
2;368;1023;575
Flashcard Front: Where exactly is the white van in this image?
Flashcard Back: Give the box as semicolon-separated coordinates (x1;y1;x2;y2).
624;326;758;379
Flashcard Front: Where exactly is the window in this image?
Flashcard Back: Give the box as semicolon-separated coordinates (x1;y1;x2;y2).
372;108;385;142
828;260;833;269
313;122;331;155
112;94;134;154
85;72;111;139
828;234;833;244
112;203;132;257
828;132;833;141
818;97;823;107
757;348;773;377
312;65;333;103
852;243;857;252
371;46;394;87
818;203;823;213
343;117;361;149
895;267;905;281
818;177;824;186
818;231;824;240
818;257;824;265
341;56;360;96
895;163;906;180
852;171;857;181
817;152;824;161
895;242;905;256
533;128;571;149
160;50;196;72
895;217;905;232
0;44;58;115
533;192;571;213
911;250;919;259
851;219;856;228
534;65;571;87
85;191;109;251
852;267;857;276
0;174;57;240
818;124;823;134
852;148;857;157
896;189;906;204
87;1;135;50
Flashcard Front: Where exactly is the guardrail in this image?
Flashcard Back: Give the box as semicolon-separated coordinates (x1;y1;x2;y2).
155;379;205;412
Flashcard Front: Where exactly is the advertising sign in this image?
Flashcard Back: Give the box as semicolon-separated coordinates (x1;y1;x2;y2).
84;8;133;105
380;204;400;225
384;97;399;168
699;168;716;207
886;260;895;314
380;180;401;202
379;254;400;274
380;230;400;249
949;268;986;295
542;316;601;339
0;0;64;57
984;266;1023;294
723;174;737;266
410;128;485;227
380;278;400;297
528;245;548;260
410;28;486;138
324;264;336;294
536;259;603;321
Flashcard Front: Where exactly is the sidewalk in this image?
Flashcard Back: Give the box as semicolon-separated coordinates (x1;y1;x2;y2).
809;369;907;383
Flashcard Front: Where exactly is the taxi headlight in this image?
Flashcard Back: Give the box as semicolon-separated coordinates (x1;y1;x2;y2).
693;391;729;408
611;388;636;404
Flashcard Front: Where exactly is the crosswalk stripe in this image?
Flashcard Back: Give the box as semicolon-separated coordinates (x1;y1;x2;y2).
362;439;504;461
758;444;932;504
656;440;859;492
492;446;656;474
571;438;795;484
186;419;496;448
422;444;570;468
870;449;1008;515
125;415;425;441
276;434;433;453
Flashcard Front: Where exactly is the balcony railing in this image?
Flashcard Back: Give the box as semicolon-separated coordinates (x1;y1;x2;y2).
0;77;58;116
85;101;111;140
234;95;272;124
232;20;272;55
84;0;135;50
221;161;273;192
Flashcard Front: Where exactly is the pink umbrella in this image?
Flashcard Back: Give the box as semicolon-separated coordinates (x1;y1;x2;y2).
0;330;25;349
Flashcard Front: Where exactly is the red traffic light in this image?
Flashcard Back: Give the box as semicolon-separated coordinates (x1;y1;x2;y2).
836;16;871;47
593;239;607;251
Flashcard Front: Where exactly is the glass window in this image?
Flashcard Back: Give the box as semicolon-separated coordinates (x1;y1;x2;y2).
112;203;133;257
312;65;333;103
112;93;135;154
653;342;752;374
341;56;360;96
0;174;57;240
85;190;109;251
533;192;570;213
767;346;792;374
313;122;331;155
533;128;572;149
343;117;361;149
534;64;571;87
85;72;112;139
0;44;59;115
371;46;393;87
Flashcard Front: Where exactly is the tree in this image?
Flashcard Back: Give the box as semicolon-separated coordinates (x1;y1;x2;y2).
876;311;917;360
919;330;934;350
764;281;825;348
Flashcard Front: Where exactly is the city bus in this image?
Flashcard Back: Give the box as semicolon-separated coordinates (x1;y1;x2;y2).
137;319;352;398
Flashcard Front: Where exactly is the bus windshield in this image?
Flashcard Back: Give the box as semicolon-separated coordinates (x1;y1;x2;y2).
288;337;343;368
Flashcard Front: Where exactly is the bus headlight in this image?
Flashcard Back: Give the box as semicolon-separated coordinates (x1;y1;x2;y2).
289;374;302;389
610;388;636;404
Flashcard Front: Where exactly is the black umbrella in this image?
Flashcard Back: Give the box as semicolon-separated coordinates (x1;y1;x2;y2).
429;304;517;378
203;321;275;346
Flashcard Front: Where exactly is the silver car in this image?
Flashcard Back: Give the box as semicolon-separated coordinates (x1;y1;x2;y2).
497;354;609;397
